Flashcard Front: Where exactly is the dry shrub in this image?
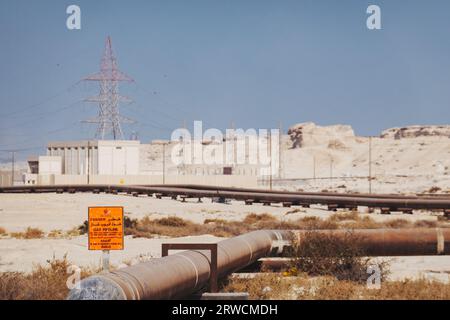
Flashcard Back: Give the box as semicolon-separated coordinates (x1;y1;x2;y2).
125;211;440;239
328;212;381;229
47;230;63;238
65;227;81;237
341;216;380;229
223;275;450;300
0;227;6;235
127;213;288;238
0;256;93;300
156;216;188;227
326;212;438;230
429;186;442;193
127;216;203;238
289;231;389;283
222;274;294;300
24;227;45;239
383;219;412;228
222;274;363;300
295;216;339;230
247;213;299;230
329;211;359;222
204;218;228;225
366;278;450;300
11;227;44;239
243;213;276;224
413;220;437;228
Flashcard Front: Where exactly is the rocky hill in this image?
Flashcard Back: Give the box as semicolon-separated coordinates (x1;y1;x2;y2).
381;125;450;139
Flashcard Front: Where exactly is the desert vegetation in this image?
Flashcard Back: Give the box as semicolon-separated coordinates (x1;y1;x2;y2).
0;223;448;300
286;231;389;282
0;256;94;300
120;211;443;239
221;231;449;300
0;211;444;240
10;227;44;239
222;274;450;300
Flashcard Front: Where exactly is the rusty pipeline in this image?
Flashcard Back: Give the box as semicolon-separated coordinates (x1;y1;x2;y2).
2;184;450;211
68;228;450;300
291;228;450;256
68;230;292;300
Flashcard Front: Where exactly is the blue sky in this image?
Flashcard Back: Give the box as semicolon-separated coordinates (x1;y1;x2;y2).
1;0;450;158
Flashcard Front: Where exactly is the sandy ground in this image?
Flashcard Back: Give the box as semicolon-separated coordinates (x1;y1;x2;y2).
0;235;222;273
0;193;449;282
0;193;438;233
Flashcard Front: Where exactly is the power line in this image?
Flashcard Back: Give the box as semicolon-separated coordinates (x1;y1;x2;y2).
0;100;83;131
0;81;80;118
120;102;175;132
0;146;44;153
132;82;216;129
0;122;80;149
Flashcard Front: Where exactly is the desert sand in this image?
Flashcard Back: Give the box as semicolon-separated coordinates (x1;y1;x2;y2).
0;193;449;283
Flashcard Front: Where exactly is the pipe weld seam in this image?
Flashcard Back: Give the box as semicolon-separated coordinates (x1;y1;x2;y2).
240;239;254;263
436;228;445;255
179;254;200;288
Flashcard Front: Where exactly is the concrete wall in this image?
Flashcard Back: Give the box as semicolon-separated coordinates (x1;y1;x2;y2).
47;174;257;188
0;171;12;187
39;156;62;175
54;175;88;185
97;141;139;175
37;174;55;185
47;140;139;176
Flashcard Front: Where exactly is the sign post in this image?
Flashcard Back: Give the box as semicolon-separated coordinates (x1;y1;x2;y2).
102;250;110;271
88;207;124;271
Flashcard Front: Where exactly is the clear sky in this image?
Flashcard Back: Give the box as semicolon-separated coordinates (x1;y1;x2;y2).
1;0;450;159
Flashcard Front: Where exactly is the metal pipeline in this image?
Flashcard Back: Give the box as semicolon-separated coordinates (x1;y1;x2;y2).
149;184;450;200
2;184;450;210
68;228;450;300
67;230;292;300
291;228;450;256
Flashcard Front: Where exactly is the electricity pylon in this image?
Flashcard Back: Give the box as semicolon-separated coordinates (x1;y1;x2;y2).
83;36;134;140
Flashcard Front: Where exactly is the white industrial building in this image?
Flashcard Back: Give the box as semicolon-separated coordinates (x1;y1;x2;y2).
46;140;140;175
23;140;140;185
22;139;258;188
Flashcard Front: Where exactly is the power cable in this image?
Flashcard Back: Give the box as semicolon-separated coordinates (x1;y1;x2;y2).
0;81;81;118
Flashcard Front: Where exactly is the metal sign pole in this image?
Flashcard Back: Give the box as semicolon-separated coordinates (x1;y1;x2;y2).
102;250;110;271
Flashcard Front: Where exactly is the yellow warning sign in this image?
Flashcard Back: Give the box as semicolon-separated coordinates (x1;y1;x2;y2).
88;207;124;251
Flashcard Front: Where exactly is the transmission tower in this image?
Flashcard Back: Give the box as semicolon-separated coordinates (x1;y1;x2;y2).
83;36;134;140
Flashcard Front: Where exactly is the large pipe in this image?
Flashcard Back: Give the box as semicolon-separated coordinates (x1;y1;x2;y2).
68;228;450;300
68;230;292;300
148;184;450;200
2;184;450;210
2;184;449;199
291;228;450;256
